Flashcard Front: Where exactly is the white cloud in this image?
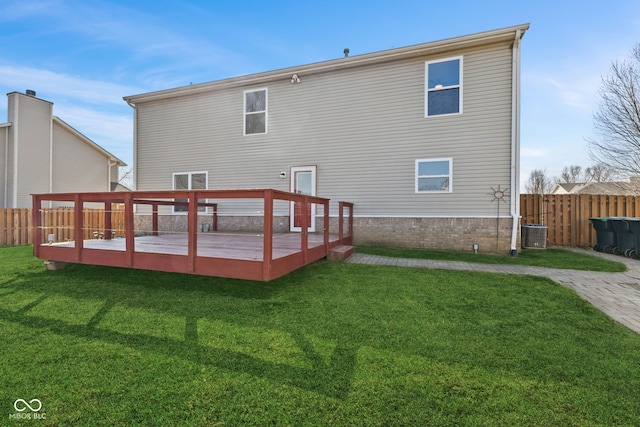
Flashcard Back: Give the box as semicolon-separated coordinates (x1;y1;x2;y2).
56;105;131;141
0;65;141;105
521;147;547;158
0;0;59;20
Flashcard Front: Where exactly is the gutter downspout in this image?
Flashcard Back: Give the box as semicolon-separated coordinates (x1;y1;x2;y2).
509;29;522;255
125;98;137;191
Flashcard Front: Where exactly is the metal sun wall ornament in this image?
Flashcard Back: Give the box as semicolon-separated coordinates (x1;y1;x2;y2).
490;185;509;251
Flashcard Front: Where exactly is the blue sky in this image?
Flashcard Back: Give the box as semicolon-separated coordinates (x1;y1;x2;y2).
1;0;639;190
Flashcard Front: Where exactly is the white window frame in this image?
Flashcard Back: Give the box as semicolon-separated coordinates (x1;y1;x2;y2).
425;56;463;117
415;158;452;193
172;171;209;213
243;88;268;135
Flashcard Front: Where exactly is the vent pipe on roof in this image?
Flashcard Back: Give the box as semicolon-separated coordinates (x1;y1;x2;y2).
26;89;36;97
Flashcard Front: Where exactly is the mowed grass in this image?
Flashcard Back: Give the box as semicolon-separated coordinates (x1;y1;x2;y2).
1;245;639;426
357;245;627;272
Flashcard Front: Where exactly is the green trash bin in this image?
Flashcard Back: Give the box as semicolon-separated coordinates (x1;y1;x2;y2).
609;217;635;257
624;218;640;259
589;217;616;253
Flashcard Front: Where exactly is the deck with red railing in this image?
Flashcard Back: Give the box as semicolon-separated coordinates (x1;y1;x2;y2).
32;189;354;281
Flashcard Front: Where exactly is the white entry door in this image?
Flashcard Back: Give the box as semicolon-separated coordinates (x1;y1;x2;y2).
290;166;316;232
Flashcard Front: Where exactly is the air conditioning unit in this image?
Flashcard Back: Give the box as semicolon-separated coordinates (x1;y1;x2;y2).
521;224;547;249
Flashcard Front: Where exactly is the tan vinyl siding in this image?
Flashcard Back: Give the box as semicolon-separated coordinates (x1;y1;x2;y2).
135;41;515;217
0;124;7;208
14;95;52;208
5;104;16;208
52;123;109;193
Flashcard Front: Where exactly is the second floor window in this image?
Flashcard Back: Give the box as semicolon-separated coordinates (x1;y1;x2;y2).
244;89;267;135
425;57;462;117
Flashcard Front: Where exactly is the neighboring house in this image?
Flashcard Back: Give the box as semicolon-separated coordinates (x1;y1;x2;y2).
123;24;529;253
551;179;640;195
0;91;126;208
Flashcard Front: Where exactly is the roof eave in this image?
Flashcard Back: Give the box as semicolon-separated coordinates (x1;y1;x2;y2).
124;23;529;105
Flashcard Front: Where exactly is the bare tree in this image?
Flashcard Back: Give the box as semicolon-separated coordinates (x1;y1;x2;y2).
525;169;553;194
584;163;617;182
558;165;583;183
118;167;134;190
589;43;640;176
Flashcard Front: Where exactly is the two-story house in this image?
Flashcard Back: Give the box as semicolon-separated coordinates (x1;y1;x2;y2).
123;24;529;253
0;90;126;208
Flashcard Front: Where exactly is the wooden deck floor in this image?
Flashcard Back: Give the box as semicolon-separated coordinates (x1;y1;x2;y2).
53;232;337;260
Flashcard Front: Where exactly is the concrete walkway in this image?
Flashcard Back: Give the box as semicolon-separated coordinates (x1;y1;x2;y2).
347;249;640;335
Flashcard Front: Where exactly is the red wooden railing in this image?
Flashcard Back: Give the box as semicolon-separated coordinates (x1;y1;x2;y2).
32;189;353;281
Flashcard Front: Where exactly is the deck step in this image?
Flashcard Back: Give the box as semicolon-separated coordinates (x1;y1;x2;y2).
328;245;355;262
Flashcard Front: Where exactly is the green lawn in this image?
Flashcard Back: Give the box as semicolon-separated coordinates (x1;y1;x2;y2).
356;245;627;272
1;245;639;426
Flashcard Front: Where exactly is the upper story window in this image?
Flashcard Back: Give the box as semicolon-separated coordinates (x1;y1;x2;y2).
415;158;452;193
173;171;208;213
425;57;462;117
244;89;267;135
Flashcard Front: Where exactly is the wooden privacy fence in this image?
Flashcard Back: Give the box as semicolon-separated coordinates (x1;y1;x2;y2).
3;196;637;249
520;194;640;248
1;208;125;247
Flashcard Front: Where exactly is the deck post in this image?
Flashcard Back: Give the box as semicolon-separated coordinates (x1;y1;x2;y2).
212;203;218;231
188;191;198;273
152;202;159;236
105;201;113;240
263;190;273;280
339;202;345;244
124;192;135;267
32;195;42;258
348;203;354;244
74;194;83;262
323;200;329;251
301;196;308;265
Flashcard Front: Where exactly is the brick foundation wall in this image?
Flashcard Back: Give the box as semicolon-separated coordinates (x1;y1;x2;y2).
353;217;517;254
133;215;515;254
